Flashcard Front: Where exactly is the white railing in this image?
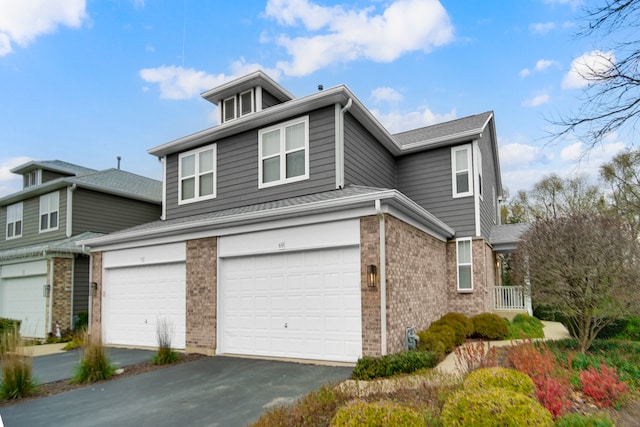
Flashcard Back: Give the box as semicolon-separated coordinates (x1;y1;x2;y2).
494;286;525;311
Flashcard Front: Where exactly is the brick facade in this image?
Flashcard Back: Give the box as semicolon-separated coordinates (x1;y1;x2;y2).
185;237;217;355
52;257;73;332
90;251;102;338
360;216;382;356
447;238;495;315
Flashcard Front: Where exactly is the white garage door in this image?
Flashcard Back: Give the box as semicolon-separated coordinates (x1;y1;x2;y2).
0;276;47;339
103;263;186;349
220;246;362;362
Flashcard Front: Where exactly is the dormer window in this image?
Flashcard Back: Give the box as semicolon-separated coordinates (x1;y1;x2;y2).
240;90;253;117
221;89;255;123
24;169;41;189
223;97;236;122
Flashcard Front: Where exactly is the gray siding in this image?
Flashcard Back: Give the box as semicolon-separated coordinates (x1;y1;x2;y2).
344;113;396;189
72;189;161;234
165;106;337;220
261;90;282;109
0;189;67;250
73;255;89;318
42;170;71;184
397;146;475;236
478;130;499;240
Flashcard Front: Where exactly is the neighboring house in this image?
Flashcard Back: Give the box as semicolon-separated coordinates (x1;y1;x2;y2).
80;71;525;363
0;160;162;338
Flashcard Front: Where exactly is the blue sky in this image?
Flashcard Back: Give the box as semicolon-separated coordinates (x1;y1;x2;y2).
0;0;629;198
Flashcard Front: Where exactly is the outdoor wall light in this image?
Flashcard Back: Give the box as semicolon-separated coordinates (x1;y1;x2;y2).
43;284;51;298
90;281;98;293
367;264;378;288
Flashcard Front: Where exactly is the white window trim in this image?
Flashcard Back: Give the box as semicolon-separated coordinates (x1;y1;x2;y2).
239;89;254;117
451;144;473;198
178;144;217;205
456;237;473;292
476;144;483;200
258;116;310;189
6;202;23;240
223;96;237;122
24;169;41;189
39;192;59;233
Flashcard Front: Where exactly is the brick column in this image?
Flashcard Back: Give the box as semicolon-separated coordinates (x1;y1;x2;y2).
360;216;381;357
90;252;102;338
186;237;217;355
52;257;73;332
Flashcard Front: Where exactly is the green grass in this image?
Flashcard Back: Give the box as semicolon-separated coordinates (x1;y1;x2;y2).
507;313;545;340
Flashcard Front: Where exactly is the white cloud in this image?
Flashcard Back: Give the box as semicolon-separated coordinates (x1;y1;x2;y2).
0;156;32;197
520;59;557;78
523;91;550;107
265;0;454;76
500;143;544;167
560;142;584;162
140;60;280;100
371;87;403;104
530;22;556;34
562;50;615;89
0;0;87;56
371;107;456;134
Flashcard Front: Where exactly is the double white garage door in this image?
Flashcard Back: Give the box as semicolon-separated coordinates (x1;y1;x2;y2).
101;220;362;362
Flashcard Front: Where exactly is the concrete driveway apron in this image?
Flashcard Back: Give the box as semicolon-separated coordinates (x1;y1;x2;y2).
0;356;353;427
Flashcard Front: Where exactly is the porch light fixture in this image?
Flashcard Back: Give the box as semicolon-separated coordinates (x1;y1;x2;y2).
367;264;378;288
43;284;51;298
90;281;98;293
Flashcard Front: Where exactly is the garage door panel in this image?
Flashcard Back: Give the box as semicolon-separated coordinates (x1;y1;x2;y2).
103;263;185;349
0;276;47;339
220;246;362;362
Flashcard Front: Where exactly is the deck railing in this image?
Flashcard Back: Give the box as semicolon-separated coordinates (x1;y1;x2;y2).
494;286;525;311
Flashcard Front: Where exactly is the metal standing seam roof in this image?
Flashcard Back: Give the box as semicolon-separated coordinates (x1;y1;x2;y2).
0;231;105;261
77;185;456;248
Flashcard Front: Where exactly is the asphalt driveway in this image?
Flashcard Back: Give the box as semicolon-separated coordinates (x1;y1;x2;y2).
0;355;353;427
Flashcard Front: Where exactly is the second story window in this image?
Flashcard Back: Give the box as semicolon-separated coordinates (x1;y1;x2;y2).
452;145;473;198
258;116;309;188
39;192;59;232
24;170;41;189
179;145;216;204
6;202;23;239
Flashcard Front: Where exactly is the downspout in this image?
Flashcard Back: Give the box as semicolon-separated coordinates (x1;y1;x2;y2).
375;199;387;355
87;249;93;334
335;98;352;189
66;184;77;238
160;157;167;220
48;258;54;335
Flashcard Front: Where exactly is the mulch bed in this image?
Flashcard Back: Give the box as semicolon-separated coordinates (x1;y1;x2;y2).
0;352;207;408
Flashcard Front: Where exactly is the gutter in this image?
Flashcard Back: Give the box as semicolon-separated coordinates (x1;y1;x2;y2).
335;98;353;189
375;199;387;356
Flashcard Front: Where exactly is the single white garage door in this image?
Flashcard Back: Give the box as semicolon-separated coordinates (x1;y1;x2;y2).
220;246;362;362
0;276;47;338
103;263;186;349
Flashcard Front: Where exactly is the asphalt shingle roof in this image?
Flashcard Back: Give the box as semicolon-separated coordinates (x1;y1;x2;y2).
11;160;98;176
393;111;493;147
68;169;162;202
490;223;530;252
0;231;105;261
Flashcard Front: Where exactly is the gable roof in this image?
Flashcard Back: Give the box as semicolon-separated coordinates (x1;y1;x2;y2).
0;167;161;206
11;159;97;176
393;111;493;150
78;185;456;249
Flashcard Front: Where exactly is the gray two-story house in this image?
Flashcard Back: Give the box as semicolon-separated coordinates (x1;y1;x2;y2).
81;71;521;363
0;160;161;338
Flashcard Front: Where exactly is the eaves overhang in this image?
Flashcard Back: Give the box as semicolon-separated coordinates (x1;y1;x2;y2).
148;85;404;158
200;71;295;105
77;189;455;250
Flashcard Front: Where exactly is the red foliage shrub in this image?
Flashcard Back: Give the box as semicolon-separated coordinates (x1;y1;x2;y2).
533;376;571;418
579;364;629;408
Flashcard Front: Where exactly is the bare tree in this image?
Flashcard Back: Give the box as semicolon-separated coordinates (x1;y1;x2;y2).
601;147;640;236
551;0;640;148
513;213;640;352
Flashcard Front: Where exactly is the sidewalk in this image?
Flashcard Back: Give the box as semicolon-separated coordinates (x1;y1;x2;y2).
435;320;571;374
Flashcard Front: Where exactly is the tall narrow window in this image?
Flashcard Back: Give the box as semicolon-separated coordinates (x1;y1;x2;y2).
259;116;309;188
456;238;473;291
6;202;23;239
223;96;236;122
239;90;253;117
179;145;216;204
452;145;473;198
39;192;59;232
